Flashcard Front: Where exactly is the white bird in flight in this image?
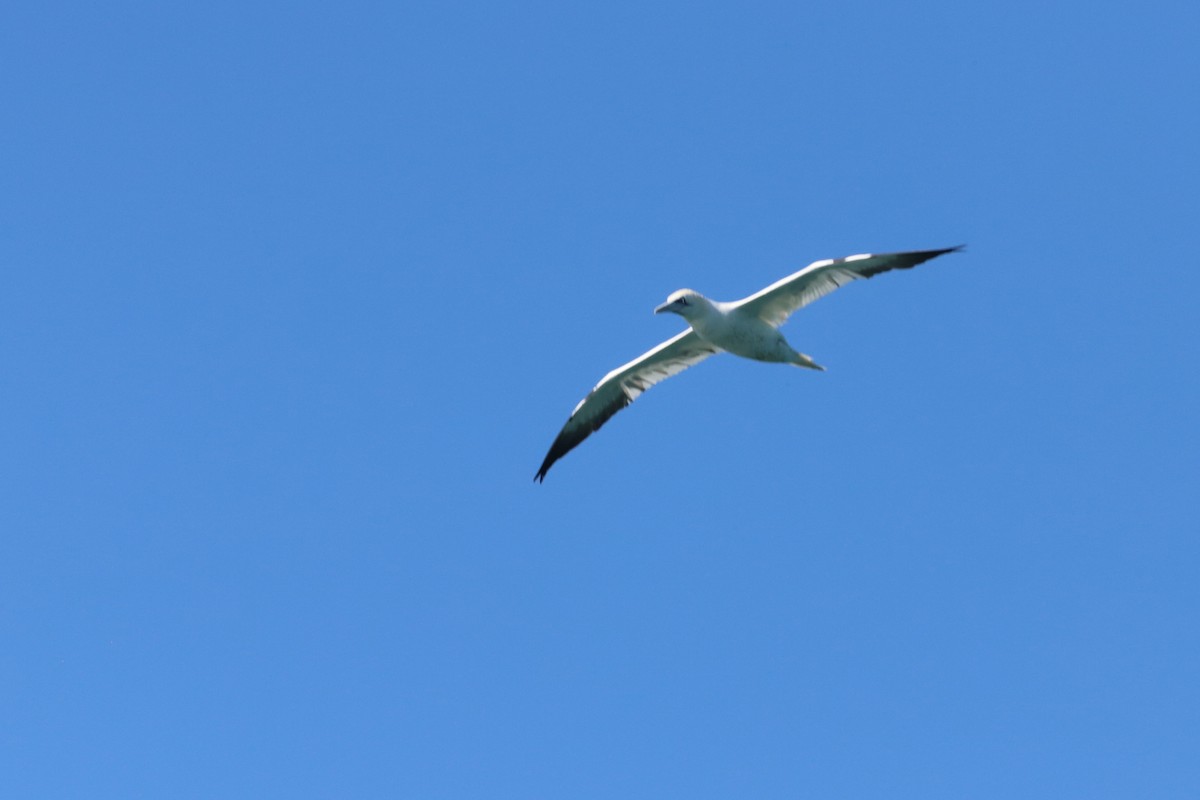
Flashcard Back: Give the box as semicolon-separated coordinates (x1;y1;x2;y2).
535;246;962;482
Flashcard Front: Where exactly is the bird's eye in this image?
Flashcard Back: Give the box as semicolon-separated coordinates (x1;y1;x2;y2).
678;297;689;306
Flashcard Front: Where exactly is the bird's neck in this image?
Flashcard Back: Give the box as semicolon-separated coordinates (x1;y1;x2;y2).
684;301;727;337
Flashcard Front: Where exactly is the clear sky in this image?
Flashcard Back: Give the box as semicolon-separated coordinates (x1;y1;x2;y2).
3;0;1198;797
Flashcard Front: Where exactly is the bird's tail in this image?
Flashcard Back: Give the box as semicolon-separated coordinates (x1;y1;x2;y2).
792;352;825;371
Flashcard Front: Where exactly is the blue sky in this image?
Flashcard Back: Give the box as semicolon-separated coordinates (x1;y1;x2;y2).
3;0;1198;797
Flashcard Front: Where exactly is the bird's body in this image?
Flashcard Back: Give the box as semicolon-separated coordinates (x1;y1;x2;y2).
679;298;823;368
535;246;962;482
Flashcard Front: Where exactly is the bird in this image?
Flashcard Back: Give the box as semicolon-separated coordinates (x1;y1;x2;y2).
534;246;962;482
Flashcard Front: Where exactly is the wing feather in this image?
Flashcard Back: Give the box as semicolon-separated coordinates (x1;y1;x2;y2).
535;330;719;482
733;246;963;327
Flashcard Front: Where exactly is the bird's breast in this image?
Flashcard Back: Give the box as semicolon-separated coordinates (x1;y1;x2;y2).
692;312;790;363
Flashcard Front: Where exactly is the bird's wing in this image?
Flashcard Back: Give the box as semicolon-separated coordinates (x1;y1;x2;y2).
732;246;963;327
535;330;720;482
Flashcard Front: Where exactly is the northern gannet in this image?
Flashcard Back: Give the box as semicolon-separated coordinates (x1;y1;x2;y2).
535;246;962;482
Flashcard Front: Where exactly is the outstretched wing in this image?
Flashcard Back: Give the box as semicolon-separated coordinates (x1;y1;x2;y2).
535;330;720;482
733;246;963;327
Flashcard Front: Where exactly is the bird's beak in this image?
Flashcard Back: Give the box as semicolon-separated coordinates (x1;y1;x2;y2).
654;301;672;315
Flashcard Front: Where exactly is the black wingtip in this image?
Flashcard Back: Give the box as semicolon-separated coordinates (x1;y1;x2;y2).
911;245;965;258
534;453;557;483
854;245;965;278
922;244;966;259
534;452;557;483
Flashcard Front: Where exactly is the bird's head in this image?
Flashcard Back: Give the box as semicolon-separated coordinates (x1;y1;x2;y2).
654;289;707;320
